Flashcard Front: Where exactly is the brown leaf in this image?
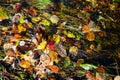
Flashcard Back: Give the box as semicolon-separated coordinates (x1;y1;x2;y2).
5;49;16;57
96;66;105;73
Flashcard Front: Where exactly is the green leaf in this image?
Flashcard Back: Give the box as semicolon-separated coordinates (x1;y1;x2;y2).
80;64;97;70
36;0;51;9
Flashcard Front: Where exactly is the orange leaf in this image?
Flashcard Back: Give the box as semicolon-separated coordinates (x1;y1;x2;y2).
96;66;105;73
82;25;90;33
85;31;95;41
19;60;31;68
47;65;59;73
0;39;2;46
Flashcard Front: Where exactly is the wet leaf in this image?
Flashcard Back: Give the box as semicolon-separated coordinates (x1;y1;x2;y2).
32;17;41;23
69;46;78;56
47;41;55;50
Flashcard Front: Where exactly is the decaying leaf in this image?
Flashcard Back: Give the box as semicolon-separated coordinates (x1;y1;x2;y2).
40;54;50;66
50;15;59;24
55;43;67;57
5;49;16;57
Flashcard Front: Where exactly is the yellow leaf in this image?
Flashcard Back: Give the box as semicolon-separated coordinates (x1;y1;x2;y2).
69;46;78;55
53;34;61;44
89;44;95;49
18;24;26;33
86;31;95;41
39;19;50;26
32;17;41;22
37;39;47;50
67;31;75;38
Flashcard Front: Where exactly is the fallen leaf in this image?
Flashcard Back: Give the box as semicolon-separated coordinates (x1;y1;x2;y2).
48;50;58;64
47;65;59;73
55;43;67;57
19;60;31;68
85;31;95;41
50;15;59;24
114;76;120;80
82;25;90;33
96;66;105;73
5;49;16;57
40;54;50;66
37;39;47;50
